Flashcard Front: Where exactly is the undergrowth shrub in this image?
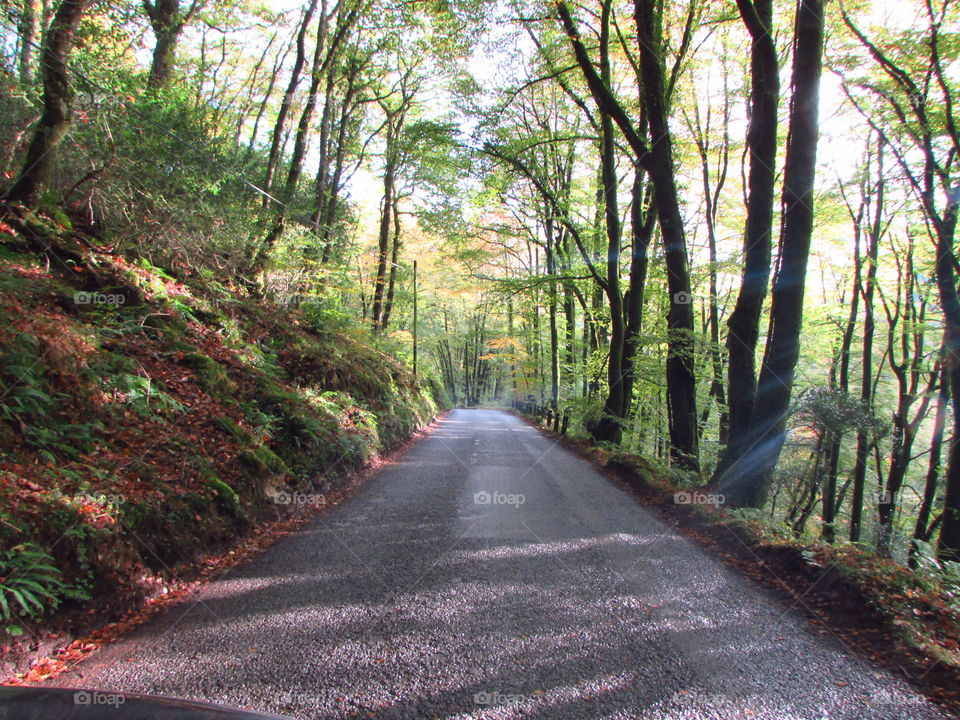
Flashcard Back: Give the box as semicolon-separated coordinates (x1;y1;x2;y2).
0;544;66;634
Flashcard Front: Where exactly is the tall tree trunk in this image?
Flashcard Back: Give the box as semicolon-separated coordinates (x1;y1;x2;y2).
318;77;359;262
690;80;730;447
370;158;395;332
248;37;292;152
820;229;861;542
143;0;203;90
508;295;518;396
911;359;948;567
621;171;654;412
850;160;884;541
149;26;177;89
7;0;90;206
589;0;625;443
546;214;560;407
555;0;697;464
877;247;933;556
935;208;960;562
380;199;401;331
634;0;699;470
311;70;338;255
370;70;415;332
720;0;826;506
250;2;352;278
19;0;37;85
561;233;577;394
262;0;320;204
713;0;779;483
591;109;626;442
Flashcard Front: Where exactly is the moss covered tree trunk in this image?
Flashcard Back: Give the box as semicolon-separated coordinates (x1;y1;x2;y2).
8;0;90;206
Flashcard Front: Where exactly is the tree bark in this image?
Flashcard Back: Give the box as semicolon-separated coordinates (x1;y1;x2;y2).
7;0;91;206
263;0;320;204
586;0;626;443
935;207;960;561
911;358;948;567
19;0;37;85
719;0;826;507
713;0;779;483
370;157;395;332
621;171;654;414
546;213;560;408
634;0;699;470
850;160;883;541
143;0;203;90
555;0;698;467
820;229;860;542
380;199;402;331
591;108;626;443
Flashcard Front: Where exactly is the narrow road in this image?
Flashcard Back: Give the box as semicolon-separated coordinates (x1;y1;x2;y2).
59;409;951;719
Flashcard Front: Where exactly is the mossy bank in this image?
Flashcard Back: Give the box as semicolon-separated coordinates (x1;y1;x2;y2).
0;205;444;668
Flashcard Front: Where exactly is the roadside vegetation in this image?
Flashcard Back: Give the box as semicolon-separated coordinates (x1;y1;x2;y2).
0;210;439;672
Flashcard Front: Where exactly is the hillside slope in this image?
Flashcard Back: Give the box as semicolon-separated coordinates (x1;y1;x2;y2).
0;204;440;672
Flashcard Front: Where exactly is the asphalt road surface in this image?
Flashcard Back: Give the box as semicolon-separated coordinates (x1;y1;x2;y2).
58;409;953;719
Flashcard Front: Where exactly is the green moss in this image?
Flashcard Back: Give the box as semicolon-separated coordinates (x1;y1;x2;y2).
238;445;289;477
182;352;237;398
165;337;197;354
256;384;331;444
207;478;244;519
120;493;216;568
213;415;253;444
0;267;35;295
36;192;72;230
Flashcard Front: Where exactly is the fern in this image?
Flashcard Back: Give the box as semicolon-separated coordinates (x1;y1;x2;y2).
105;372;184;416
913;540;960;606
0;544;66;624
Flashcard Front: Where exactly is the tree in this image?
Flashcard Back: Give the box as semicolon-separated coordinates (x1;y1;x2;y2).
7;0;92;206
711;0;779;483
261;0;321;205
253;0;365;280
143;0;206;89
18;0;38;85
717;0;827;507
841;0;960;559
371;63;419;332
554;0;699;468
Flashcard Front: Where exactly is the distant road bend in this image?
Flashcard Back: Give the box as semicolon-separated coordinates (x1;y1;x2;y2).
60;409;951;719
